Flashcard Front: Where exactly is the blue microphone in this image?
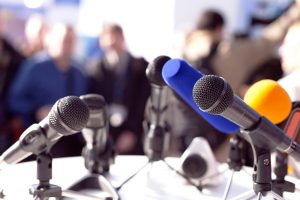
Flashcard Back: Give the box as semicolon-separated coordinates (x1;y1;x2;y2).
162;58;239;133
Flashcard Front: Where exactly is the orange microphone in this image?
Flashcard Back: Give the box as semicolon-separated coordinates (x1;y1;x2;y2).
244;79;292;124
244;79;297;192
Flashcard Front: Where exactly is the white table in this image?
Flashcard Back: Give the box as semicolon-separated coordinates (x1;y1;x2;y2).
0;156;299;200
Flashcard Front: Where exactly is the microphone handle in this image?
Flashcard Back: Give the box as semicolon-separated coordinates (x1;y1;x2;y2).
241;116;300;161
150;85;168;127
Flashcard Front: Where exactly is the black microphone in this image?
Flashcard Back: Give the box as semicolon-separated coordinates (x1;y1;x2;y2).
80;94;114;173
192;75;300;161
0;96;89;169
144;55;171;161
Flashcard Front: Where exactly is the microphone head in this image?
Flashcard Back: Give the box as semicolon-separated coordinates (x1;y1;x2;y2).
80;94;107;128
193;75;234;114
244;80;292;124
146;55;171;86
48;96;90;135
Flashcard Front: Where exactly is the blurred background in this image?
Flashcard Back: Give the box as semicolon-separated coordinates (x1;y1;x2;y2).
0;0;293;62
0;0;297;159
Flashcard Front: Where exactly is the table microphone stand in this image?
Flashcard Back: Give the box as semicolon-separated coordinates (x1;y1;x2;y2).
230;129;288;200
272;151;295;197
30;151;108;200
65;140;119;200
29;152;62;200
222;134;248;200
114;122;171;191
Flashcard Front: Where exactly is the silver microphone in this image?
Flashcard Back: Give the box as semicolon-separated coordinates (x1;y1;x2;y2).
0;96;89;169
144;55;171;161
80;94;114;173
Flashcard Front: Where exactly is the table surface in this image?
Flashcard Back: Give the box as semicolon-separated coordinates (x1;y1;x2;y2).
0;155;299;200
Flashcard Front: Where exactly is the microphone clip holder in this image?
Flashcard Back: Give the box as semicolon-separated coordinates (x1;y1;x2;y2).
227;134;246;171
82;139;115;174
222;134;248;200
144;124;170;162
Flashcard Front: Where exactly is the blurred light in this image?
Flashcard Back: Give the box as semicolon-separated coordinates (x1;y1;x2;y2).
24;0;44;9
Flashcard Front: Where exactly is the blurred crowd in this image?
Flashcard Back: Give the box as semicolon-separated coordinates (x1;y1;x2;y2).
1;0;300;162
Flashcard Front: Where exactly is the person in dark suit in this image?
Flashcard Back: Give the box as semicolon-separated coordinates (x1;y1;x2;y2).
88;23;150;155
7;24;88;158
0;37;24;153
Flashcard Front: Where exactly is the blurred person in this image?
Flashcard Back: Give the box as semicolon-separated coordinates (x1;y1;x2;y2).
0;36;24;153
182;1;300;96
21;14;48;57
174;2;300;161
278;21;300;101
88;23;150;155
7;23;88;157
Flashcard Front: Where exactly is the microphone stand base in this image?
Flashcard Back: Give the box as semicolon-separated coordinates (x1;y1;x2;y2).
29;184;62;200
65;174;119;200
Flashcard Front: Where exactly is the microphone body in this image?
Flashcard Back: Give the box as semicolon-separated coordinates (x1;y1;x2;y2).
148;85;168;127
193;75;300;161
0;96;89;169
80;94;114;173
162;59;239;133
144;56;171;161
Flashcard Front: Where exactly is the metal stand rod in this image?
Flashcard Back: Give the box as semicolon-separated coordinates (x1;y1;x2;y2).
257;192;263;200
222;170;234;200
115;162;149;191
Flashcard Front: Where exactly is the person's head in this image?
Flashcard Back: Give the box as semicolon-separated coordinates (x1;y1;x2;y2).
24;14;48;52
46;23;76;60
280;21;300;74
99;23;126;54
196;9;225;35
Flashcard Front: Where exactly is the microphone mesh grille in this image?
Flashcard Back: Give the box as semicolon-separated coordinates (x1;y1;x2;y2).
49;96;89;135
80;94;106;112
193;75;233;114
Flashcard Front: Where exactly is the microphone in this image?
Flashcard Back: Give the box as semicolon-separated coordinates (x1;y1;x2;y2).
80;94;114;173
144;55;171;161
179;137;221;186
161;58;239;133
145;55;170;126
244;80;296;196
0;96;89;169
192;75;300;161
244;79;292;124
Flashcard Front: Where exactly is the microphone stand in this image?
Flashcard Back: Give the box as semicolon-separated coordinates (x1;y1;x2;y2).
115;121;172;191
29;151;115;200
222;134;247;200
115;120;205;192
272;151;295;197
29;152;62;200
230;129;288;200
65;139;119;200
